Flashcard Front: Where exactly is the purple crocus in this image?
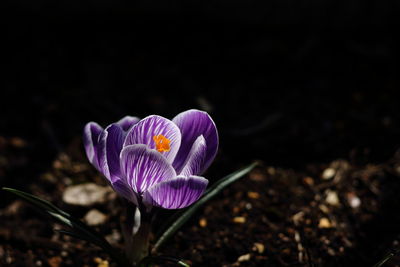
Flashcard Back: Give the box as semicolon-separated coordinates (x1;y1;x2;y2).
83;110;218;210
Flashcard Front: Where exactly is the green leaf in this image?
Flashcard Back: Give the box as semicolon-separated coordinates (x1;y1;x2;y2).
2;187;128;266
152;162;258;253
138;255;190;267
373;249;400;267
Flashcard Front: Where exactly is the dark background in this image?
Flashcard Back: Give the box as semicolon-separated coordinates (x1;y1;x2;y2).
2;1;400;266
3;0;400;165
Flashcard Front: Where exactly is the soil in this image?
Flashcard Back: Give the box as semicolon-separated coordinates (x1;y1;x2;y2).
2;91;400;267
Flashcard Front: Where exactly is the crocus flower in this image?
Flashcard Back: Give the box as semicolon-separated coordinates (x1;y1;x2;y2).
83;110;218;210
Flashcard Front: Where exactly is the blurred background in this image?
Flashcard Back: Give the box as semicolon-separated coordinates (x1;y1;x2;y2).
2;1;400;266
3;0;400;167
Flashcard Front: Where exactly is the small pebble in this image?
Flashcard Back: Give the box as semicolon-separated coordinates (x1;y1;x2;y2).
84;209;107;226
318;217;332;228
233;216;246;224
294;231;301;242
322;168;336;180
4;200;24;216
237;253;251;262
347;193;361;208
199;218;207;228
9;137;27;148
94;257;109;267
247;191;260;199
327;247;336;256
47;256;62;267
40;172;57;183
249;171;265;181
53;160;63;170
319;204;330;213
105;229;122;245
253;243;265;253
6;255;13;264
325;190;340;206
292;211;305;226
267;167;276;175
232;206;240;214
303;176;314;186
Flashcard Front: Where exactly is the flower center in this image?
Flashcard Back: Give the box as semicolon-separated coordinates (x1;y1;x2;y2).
153;134;171;153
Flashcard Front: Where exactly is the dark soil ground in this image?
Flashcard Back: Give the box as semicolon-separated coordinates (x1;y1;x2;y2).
3;2;400;266
2;90;400;267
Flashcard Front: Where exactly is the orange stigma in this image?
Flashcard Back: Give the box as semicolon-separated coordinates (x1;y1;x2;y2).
153;134;171;153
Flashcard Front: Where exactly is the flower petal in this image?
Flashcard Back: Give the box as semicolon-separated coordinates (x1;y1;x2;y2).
172;109;218;174
83;122;103;170
179;135;207;177
116;116;140;132
123;115;181;163
97;124;125;182
120;144;176;194
111;179;138;205
143;175;208;209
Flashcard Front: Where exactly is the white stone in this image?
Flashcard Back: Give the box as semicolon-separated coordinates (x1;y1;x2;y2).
322;168;336;180
325;190;340;206
62;183;115;206
84;209;107;226
348;195;361;208
237;253;251;262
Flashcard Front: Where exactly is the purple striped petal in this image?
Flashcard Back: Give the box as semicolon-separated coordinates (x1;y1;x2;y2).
97;124;125;182
120;144;176;194
143;175;208;209
111;179;138;205
123;115;181;163
172;109;218;174
116;116;140;132
83;122;103;170
179;135;207;177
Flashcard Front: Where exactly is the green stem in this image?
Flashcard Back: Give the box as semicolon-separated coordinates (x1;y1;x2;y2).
130;212;151;265
121;201;152;266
